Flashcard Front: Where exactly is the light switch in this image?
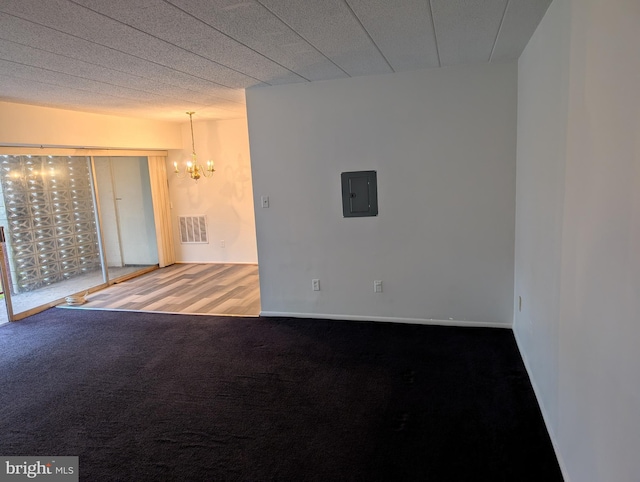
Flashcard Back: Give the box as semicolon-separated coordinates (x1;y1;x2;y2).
261;196;269;208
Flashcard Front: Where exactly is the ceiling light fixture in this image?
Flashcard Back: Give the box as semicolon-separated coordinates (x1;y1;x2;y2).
174;112;215;181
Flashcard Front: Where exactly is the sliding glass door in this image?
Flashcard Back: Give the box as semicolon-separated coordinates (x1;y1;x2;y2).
0;153;160;320
93;156;158;282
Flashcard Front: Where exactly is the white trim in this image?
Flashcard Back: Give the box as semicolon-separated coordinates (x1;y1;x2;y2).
259;311;511;328
513;330;571;482
0;147;168;156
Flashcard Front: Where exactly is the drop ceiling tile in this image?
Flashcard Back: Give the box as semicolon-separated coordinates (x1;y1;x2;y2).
491;0;553;62
346;0;440;71
431;0;508;65
70;0;305;85
0;74;170;116
0;0;550;121
0;14;247;105
0;73;242;121
167;0;348;82
0;0;263;88
0;61;251;122
258;0;393;77
154;104;246;121
0;39;245;108
0;59;183;105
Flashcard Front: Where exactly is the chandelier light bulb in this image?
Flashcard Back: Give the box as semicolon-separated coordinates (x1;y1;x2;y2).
174;112;216;182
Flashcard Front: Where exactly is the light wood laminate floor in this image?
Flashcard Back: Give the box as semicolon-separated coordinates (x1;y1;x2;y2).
61;263;260;316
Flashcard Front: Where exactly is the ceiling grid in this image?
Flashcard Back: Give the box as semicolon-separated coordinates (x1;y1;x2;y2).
489;0;512;62
342;0;395;73
0;11;249;101
0;0;552;121
252;0;351;78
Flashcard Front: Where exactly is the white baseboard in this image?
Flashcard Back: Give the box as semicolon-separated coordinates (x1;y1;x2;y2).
513;329;571;482
259;311;511;329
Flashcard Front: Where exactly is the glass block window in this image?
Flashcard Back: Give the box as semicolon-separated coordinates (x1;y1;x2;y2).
0;155;101;292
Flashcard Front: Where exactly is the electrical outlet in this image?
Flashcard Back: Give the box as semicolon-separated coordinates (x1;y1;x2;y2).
220;240;225;248
374;280;383;293
312;279;320;291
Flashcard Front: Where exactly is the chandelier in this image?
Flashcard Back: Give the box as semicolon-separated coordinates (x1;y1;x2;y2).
173;111;215;181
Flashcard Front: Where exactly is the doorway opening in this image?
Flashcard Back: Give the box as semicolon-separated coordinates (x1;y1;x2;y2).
94;156;158;283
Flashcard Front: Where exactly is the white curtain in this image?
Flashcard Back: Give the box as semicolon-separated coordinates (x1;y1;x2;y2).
147;156;176;267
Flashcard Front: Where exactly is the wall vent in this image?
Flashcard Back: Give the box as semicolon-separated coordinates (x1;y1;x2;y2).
178;215;208;244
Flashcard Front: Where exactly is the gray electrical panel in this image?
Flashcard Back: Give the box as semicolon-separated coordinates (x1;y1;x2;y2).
341;170;378;217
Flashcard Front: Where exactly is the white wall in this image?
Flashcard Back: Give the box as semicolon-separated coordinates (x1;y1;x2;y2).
515;0;640;480
107;157;158;266
0;101;257;265
167;117;257;264
246;63;517;325
0;101;181;149
514;0;570;447
94;158;124;267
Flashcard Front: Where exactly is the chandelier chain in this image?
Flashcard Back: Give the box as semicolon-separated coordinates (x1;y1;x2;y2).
187;111;196;156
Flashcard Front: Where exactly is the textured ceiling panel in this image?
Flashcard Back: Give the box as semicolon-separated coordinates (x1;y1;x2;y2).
431;0;508;65
1;73;246;121
70;0;305;85
0;39;245;108
491;0;553;62
0;14;244;104
0;0;263;88
0;51;244;120
257;0;393;77
167;0;348;82
0;59;193;105
0;0;549;121
347;0;440;71
1;73;178;113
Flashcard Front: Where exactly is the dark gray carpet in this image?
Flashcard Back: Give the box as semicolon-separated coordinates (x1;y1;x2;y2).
0;308;562;481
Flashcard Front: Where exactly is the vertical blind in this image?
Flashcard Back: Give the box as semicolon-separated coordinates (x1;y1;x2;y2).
147;156;175;268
